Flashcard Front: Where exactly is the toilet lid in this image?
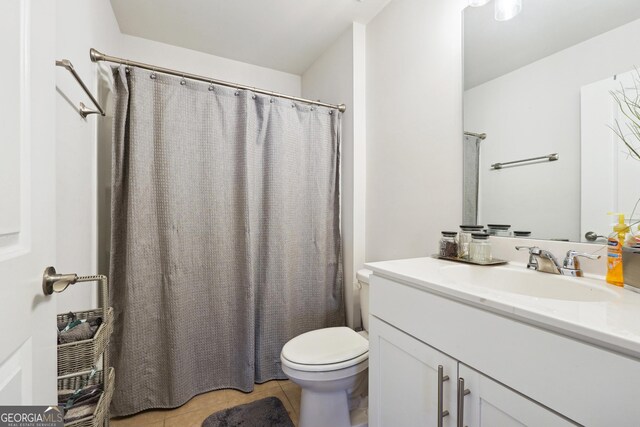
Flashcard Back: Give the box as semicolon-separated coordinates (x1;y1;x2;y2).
281;327;369;365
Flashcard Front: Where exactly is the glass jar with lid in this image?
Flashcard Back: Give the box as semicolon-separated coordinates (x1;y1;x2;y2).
469;232;492;263
439;231;459;258
458;225;484;259
487;224;512;237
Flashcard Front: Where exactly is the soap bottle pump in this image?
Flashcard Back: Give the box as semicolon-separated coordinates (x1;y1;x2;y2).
606;213;629;287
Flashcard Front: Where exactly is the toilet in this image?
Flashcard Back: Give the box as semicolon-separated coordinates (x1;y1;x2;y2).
280;269;372;427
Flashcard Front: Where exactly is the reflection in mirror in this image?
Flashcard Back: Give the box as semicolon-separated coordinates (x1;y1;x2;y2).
463;0;640;242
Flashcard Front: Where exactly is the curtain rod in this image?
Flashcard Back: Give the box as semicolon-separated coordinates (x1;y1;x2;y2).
90;48;346;113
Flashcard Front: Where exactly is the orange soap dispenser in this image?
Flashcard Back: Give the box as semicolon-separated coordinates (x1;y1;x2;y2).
606;213;629;287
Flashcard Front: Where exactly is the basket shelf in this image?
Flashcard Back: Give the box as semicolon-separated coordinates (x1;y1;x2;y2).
57;307;114;376
53;272;114;426
58;368;115;427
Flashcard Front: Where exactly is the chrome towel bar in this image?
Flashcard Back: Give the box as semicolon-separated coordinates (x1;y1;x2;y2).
491;153;559;170
56;59;105;118
42;266;106;295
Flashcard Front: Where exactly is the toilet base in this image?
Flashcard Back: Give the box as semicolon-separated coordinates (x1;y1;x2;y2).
282;360;368;427
298;389;368;427
300;388;350;427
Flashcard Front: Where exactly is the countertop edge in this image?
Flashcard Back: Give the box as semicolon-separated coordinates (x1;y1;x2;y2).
365;259;640;361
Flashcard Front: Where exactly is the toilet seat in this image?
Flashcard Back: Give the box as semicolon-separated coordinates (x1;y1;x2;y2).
281;327;369;372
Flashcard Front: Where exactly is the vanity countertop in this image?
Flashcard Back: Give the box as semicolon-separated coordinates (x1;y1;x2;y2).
365;257;640;360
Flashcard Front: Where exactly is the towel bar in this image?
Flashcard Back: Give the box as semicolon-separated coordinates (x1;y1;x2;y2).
491;153;559;170
56;58;105;118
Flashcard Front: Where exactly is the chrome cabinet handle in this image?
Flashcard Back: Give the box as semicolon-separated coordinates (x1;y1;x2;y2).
457;377;470;427
437;365;450;426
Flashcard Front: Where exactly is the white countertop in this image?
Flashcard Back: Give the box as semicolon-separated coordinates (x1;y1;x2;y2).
365;256;640;359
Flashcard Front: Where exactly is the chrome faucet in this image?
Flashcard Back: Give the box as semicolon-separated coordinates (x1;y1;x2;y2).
515;246;601;277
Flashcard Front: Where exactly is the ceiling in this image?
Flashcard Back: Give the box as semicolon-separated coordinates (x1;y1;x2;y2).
110;0;391;75
464;0;640;89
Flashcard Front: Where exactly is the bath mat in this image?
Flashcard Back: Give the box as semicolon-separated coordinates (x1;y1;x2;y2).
201;396;294;427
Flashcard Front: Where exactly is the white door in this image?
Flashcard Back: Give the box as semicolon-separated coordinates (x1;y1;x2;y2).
458;364;575;427
0;0;57;405
369;317;458;427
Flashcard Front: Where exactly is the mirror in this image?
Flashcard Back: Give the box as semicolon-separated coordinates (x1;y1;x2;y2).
463;0;640;242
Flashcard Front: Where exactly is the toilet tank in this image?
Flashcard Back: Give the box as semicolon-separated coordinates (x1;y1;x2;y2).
356;269;372;332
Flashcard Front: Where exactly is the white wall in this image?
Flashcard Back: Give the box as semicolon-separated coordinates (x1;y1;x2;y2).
465;18;640;242
118;34;301;97
55;0;301;313
302;23;366;328
365;0;465;262
55;0;121;312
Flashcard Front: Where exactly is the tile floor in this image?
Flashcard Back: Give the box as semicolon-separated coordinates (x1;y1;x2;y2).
110;379;300;427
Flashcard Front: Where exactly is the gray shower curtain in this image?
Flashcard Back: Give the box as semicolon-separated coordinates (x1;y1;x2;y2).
463;134;481;225
109;67;344;416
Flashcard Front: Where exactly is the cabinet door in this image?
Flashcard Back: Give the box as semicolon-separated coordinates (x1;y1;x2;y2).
458;364;576;427
369;316;458;427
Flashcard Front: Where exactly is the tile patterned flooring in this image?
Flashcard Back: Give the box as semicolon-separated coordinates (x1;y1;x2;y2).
110;380;301;427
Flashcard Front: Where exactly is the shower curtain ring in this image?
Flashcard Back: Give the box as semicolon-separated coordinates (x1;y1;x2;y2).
234;86;240;96
208;81;215;91
180;75;187;86
150;68;157;79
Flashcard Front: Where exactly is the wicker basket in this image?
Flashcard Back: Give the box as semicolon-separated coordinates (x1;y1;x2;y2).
57;307;114;376
58;367;115;427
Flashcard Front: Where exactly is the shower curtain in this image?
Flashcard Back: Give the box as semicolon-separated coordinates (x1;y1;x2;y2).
463;134;481;225
109;67;345;416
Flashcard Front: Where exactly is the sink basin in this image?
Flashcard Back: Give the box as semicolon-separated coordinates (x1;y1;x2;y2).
440;265;618;302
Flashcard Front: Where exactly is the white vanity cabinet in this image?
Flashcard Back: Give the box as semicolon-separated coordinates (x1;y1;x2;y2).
458;364;573;427
368;269;640;427
369;317;571;427
369;317;458;427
